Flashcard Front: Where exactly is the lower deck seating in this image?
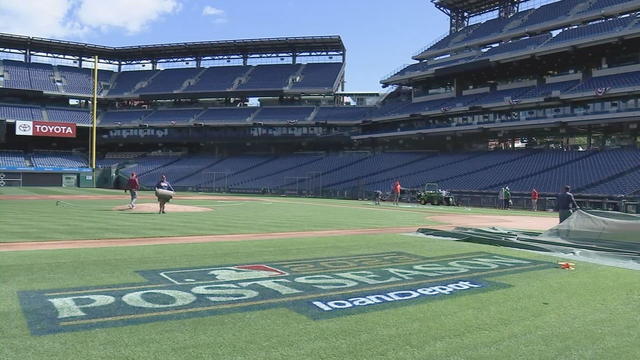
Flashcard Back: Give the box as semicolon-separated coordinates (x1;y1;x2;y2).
31;151;89;168
103;149;640;196
0;150;25;167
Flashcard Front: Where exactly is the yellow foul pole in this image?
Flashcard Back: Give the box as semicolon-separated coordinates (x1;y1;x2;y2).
91;56;99;185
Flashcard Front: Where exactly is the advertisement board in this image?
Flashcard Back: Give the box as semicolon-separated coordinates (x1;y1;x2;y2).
15;121;77;138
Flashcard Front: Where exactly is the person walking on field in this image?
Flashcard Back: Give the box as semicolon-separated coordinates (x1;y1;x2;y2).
155;175;175;214
392;180;402;206
127;172;140;209
555;185;579;223
531;188;539;211
374;190;382;206
504;186;512;210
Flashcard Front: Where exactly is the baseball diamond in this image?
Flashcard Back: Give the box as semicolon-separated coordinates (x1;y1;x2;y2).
1;0;640;359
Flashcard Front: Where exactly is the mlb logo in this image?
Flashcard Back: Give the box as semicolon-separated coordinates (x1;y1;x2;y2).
160;264;287;284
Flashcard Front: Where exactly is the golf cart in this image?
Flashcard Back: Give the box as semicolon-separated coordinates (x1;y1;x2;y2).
417;183;456;206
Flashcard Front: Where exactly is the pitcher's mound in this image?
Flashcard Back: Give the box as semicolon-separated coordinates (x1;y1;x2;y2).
112;203;213;213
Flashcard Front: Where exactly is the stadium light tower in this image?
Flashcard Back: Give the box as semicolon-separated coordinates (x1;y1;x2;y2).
499;0;520;18
431;0;523;33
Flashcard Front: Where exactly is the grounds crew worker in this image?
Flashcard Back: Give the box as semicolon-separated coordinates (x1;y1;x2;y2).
392;180;402;206
556;185;579;223
155;175;175;214
531;188;539;211
127;172;140;209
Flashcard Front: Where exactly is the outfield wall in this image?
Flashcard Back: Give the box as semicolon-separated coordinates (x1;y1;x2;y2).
0;170;94;187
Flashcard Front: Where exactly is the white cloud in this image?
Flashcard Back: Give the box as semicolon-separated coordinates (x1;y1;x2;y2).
202;5;224;16
202;4;227;24
77;0;181;34
0;0;87;38
0;0;181;38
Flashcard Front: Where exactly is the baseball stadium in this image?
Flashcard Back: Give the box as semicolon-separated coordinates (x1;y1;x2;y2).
1;0;639;359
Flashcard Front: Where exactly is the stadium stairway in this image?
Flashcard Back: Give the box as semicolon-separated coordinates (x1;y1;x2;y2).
228;155;324;189
177;68;208;93
170;157;226;185
137;156;184;178
361;152;489;190
286;64;307;90
133;71;163;94
432;151;536;185
282;153;374;189
322;152;438;189
228;156;278;177
247;108;262;123
232;67;256;91
482;150;597;191
52;67;64;93
576;162;640;195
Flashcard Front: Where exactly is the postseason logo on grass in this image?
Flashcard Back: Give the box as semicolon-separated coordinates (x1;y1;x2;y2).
19;252;553;335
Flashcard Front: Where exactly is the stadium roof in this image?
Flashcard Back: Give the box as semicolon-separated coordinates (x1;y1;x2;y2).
0;33;345;63
432;0;526;16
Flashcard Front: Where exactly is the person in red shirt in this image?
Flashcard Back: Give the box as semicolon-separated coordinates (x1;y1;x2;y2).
127;173;140;209
392;180;402;206
531;188;539;211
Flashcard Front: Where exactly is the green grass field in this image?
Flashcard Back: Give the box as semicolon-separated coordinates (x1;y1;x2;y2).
0;187;552;242
1;188;638;360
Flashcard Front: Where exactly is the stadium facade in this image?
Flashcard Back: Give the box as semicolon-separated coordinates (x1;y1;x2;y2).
0;0;639;210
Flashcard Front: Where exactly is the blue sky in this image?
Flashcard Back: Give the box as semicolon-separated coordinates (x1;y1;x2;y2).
0;0;449;92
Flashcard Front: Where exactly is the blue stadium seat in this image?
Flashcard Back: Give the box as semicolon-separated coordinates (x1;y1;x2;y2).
142;109;202;125
463;10;535;44
390;53;477;78
480;33;551;58
314;107;372;123
0;150;25;167
120;155;183;180
103;150;640;196
31;151;89;168
519;80;580;98
2;60;32;90
569;71;640;94
100;110;153;126
237;64;302;90
58;65;113;95
0;103;43;120
544;16;635;46
108;70;159;96
173;155;276;188
291;63;343;90
183;65;250;92
517;0;584;29
582;0;638;13
252;107;314;123
420;23;481;53
46;108;91;125
28;63;58;92
196;108;256;124
137;67;201;94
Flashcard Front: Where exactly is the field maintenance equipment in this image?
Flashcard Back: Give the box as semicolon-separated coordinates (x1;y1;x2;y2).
417;183;455;206
155;188;175;201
